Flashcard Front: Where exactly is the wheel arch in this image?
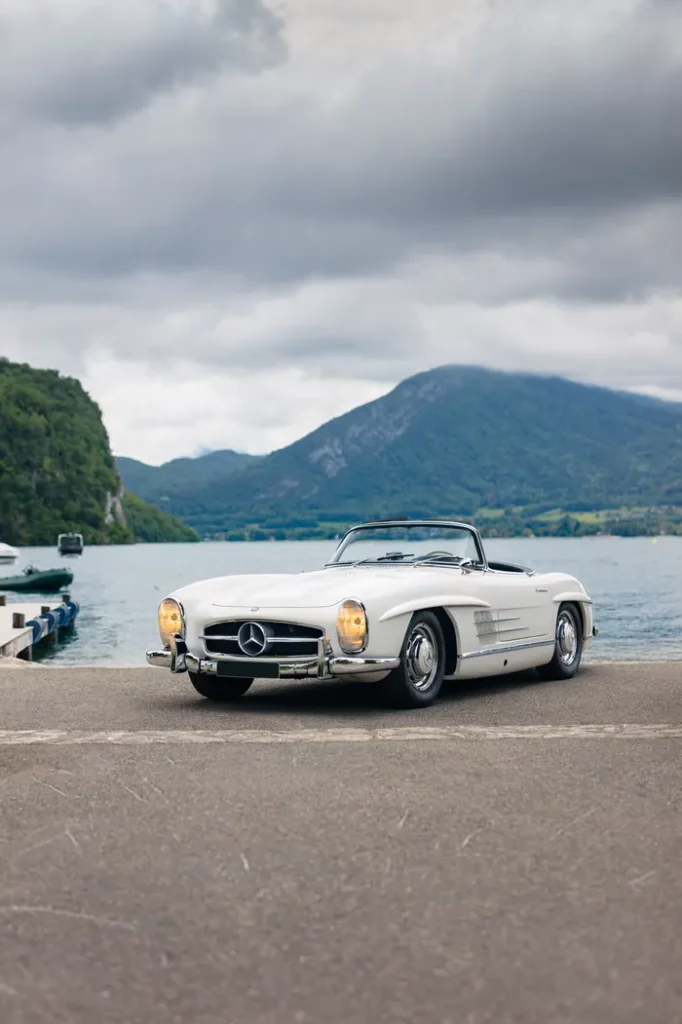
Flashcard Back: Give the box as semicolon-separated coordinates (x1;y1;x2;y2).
554;595;592;640
536;600;585;681
381;601;471;678
409;606;459;677
562;599;584;633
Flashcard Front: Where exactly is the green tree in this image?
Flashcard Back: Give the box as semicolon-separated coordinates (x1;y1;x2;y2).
0;358;199;545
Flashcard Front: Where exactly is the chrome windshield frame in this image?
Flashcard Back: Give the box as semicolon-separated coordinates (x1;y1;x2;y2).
327;519;488;571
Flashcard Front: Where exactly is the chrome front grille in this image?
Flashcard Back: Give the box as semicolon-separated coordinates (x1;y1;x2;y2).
202;620;324;658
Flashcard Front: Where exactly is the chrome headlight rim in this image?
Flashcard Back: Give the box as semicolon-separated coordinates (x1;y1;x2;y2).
336;598;368;655
158;597;186;648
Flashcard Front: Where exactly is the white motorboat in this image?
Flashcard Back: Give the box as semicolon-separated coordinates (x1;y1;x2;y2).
0;542;19;564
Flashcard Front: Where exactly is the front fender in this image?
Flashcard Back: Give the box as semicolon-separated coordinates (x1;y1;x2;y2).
378;595;490;624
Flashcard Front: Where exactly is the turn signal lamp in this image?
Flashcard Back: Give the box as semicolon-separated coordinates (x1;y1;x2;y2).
336;599;367;654
158;598;184;647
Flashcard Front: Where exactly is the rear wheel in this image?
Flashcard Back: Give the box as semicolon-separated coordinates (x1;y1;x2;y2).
378;611;446;709
188;672;253;701
537;604;583;680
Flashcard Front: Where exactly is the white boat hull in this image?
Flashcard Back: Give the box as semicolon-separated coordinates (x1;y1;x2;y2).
0;543;19;564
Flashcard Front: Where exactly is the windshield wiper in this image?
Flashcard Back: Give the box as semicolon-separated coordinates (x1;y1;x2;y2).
351;551;418;565
326;553;467;568
323;557;387;568
413;555;479;568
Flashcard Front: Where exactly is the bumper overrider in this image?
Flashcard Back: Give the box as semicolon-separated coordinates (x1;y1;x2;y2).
146;635;400;680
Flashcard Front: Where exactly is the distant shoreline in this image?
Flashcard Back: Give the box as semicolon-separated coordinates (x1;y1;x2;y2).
197;506;682;543
7;506;682;547
7;530;682;548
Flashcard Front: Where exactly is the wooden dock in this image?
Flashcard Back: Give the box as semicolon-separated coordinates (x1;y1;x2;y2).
0;594;80;660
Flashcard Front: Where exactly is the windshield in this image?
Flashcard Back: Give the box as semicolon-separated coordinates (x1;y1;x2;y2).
329;522;484;566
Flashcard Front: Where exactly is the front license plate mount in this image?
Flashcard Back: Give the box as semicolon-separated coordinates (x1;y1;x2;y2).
216;660;280;679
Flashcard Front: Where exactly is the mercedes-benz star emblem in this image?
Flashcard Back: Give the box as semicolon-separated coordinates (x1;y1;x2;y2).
237;621;271;657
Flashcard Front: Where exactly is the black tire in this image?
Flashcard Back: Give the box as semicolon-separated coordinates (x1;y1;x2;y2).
188;672;253;702
377;611;446;709
536;603;583;681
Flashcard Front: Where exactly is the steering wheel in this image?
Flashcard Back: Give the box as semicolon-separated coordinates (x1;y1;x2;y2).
413;550;462;562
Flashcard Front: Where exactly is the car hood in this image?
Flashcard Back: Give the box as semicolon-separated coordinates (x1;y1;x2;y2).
176;566;459;610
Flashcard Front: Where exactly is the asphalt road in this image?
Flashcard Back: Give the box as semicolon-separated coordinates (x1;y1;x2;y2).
1;662;681;1024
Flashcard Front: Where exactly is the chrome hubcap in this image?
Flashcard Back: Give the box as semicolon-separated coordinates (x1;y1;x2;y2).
557;610;579;666
405;623;439;692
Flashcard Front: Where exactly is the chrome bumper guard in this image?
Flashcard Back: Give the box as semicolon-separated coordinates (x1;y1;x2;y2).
146;635;399;680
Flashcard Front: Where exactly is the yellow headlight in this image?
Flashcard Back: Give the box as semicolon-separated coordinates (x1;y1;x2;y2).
336;599;367;654
158;598;184;647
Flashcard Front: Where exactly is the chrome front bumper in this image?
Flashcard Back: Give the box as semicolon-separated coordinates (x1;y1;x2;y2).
146;635;399;680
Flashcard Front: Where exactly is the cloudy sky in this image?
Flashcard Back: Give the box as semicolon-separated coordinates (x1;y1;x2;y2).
1;0;680;463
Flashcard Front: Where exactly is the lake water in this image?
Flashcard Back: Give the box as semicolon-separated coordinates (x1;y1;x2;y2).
3;537;682;665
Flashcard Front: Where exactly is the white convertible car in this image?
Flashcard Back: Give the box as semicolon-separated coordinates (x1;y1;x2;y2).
147;519;596;708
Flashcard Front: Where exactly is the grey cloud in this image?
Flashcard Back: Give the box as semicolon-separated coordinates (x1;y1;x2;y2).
0;0;285;125
3;0;682;461
0;0;680;312
265;3;682;226
0;0;680;416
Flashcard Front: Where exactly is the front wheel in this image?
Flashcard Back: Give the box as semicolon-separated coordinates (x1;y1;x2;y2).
378;611;446;709
537;604;583;680
188;672;253;702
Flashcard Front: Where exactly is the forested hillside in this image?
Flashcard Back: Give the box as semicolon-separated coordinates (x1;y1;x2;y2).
121;492;198;543
116;449;258;503
127;366;682;538
0;359;198;545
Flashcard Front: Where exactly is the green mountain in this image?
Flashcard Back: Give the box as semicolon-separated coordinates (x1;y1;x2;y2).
0;358;198;545
116;449;258;503
142;366;682;537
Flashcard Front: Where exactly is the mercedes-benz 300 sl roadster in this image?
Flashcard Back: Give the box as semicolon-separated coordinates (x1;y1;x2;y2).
146;519;596;708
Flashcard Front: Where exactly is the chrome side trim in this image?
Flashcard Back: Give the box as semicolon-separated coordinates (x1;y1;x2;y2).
475;626;531;639
473;618;524;626
461;638;555;661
